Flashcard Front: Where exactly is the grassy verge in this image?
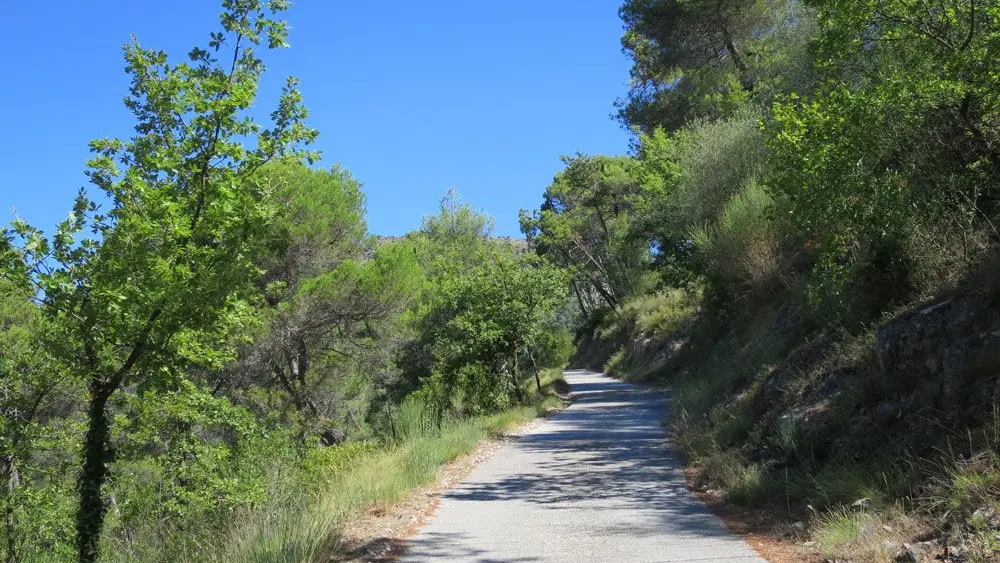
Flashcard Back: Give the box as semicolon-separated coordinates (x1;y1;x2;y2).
219;369;566;563
652;292;1000;562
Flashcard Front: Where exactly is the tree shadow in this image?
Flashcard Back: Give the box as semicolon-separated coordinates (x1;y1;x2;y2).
403;372;765;562
403;531;543;562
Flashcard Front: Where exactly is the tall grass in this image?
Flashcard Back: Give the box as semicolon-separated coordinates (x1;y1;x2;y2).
218;376;564;563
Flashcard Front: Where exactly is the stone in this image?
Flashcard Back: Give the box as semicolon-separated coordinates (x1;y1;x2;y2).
971;506;1000;529
319;427;346;446
875;293;1000;404
894;542;926;562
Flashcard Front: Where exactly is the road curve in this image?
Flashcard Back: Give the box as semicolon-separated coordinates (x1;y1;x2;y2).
402;370;766;563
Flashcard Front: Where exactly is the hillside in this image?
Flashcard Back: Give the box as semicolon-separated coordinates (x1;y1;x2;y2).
516;1;1000;561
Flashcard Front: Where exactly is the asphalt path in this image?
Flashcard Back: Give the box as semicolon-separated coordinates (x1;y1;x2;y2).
402;370;767;562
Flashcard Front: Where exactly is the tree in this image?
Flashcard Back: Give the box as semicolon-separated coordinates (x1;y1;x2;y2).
768;0;1000;318
2;1;316;559
419;249;568;413
618;0;815;132
520;155;650;314
0;277;82;563
225;163;421;441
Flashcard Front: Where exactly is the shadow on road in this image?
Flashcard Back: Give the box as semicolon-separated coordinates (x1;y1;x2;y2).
403;371;763;562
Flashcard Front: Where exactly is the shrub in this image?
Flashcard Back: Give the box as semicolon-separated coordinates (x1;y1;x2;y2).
690;181;780;296
532;330;574;369
662;112;770;231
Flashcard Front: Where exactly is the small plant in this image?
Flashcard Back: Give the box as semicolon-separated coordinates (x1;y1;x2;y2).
815;507;867;552
926;452;1000;516
812;505;920;563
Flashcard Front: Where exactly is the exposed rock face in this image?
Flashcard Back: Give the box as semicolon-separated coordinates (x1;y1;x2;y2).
874;291;1000;416
893;541;937;562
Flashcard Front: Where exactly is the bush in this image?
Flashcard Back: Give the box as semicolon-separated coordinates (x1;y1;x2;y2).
532;330;574;369
690;181;780;296
641;112;769;234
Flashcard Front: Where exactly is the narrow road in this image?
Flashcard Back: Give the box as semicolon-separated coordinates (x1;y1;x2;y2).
403;370;766;562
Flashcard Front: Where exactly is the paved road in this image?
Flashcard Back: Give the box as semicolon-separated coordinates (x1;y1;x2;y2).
402;370;766;563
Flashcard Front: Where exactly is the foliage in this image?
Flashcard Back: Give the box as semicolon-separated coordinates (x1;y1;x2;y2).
416;246;569;414
220;384;564;563
768;0;1000;320
0;284;81;562
520;155;651;313
0;1;574;559
689;180;780;295
633;113;771;284
1;0;318;558
224;162;421;441
8;0;1000;559
618;0;816;132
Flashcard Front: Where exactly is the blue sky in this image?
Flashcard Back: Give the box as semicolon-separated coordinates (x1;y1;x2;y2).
0;1;632;237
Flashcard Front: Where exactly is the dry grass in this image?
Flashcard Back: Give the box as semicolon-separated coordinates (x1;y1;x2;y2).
218;372;566;563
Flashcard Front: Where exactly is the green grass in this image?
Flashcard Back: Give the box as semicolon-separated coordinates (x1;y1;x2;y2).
814;507;866;552
941;455;1000;512
811;505;920;562
219;372;566;563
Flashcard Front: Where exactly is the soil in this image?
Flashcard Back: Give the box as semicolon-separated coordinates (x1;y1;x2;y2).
683;467;825;563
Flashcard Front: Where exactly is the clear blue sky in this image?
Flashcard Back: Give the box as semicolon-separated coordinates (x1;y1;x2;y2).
0;1;632;237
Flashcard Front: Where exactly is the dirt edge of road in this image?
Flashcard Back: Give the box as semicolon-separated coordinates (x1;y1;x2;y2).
332;416;552;562
682;466;823;563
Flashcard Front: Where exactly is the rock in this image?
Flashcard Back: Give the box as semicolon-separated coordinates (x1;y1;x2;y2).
319;427;346;446
895;542;930;562
881;539;902;552
971;506;1000;529
875;293;1000;408
914;527;938;542
791;520;806;532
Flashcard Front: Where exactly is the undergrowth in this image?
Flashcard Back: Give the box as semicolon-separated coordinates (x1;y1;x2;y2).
98;370;566;563
628;259;1000;561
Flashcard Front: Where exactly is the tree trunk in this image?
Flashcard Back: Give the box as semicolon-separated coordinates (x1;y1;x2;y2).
76;382;113;563
511;352;525;404
571;281;588;316
526;345;542;393
719;25;754;92
3;455;20;563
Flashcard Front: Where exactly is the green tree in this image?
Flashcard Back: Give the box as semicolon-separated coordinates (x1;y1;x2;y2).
618;0;815;132
520;155;650;314
394;193;568;414
2;1;316;559
419;249;568;413
391;192;499;395
0;277;82;563
768;0;1000;317
225;164;421;441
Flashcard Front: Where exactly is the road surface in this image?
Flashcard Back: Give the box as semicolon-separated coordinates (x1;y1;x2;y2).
402;370;766;562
